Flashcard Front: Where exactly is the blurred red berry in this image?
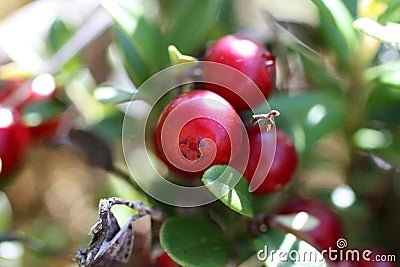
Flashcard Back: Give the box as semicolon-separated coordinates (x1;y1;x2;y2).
154;252;180;267
0;108;30;178
275;197;344;251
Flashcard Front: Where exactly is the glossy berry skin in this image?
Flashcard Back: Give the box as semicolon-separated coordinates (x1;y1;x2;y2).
155;90;243;177
243;127;297;194
275;197;343;251
203;35;275;110
154;252;180;267
0;108;30;178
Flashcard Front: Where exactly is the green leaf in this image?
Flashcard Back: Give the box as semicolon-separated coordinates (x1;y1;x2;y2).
165;0;223;54
319;17;350;69
254;228;329;266
22;99;66;126
207;0;237;39
300;54;341;92
311;0;357;52
92;112;125;140
203;165;254;217
160;215;229;267
353;18;400;46
366;84;400;125
47;18;81;72
113;28;151;86
365;61;400;88
93;86;134;104
103;0;168;85
48;19;74;52
341;0;358;18
264;92;346;154
378;0;400;24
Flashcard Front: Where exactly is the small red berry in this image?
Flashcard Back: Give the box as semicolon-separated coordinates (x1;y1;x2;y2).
275;197;344;251
243;127;297;194
0;108;30;178
203;35;275;110
154;252;180;267
155;90;243;177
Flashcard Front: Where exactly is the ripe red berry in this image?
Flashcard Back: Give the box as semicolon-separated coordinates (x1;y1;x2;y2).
0;108;30;178
155;90;243;177
154;252;180;267
203;35;275;110
243;127;297;194
275;197;344;251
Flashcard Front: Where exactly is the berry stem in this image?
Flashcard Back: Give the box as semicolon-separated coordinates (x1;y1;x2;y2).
251;109;280;131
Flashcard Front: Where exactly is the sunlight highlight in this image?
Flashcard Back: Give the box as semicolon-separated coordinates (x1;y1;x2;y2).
331;184;355;208
306;104;326;125
291;211;309;230
0;108;14;128
31;73;56;96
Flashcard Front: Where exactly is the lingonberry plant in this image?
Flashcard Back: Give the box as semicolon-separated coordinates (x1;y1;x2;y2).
0;0;399;266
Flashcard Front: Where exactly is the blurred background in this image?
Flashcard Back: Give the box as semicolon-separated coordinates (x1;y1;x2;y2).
0;0;399;266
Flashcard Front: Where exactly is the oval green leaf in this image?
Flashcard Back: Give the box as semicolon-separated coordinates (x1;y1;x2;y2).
202;165;254;217
160;215;229;267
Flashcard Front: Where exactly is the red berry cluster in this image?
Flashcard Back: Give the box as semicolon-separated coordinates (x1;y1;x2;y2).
0;76;63;179
154;35;298;195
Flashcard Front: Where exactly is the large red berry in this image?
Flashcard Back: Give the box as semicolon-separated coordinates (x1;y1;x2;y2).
275;197;344;251
155;90;243;177
203;35;275;110
243;127;297;194
0;108;30;178
154;252;180;267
